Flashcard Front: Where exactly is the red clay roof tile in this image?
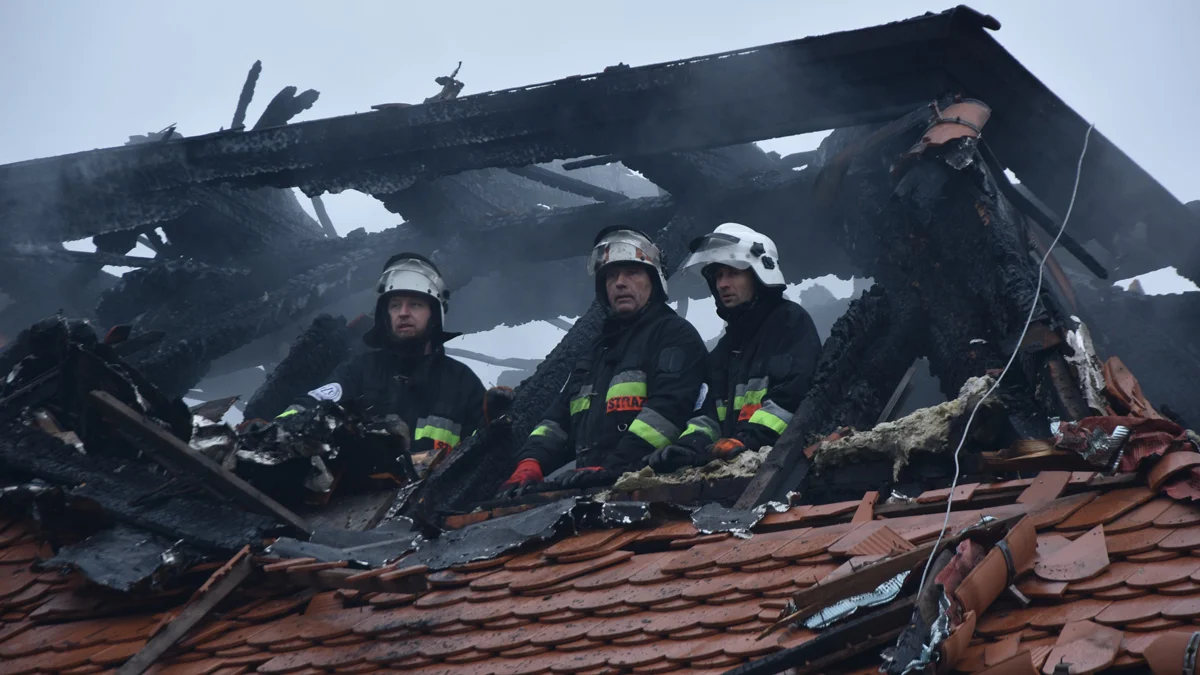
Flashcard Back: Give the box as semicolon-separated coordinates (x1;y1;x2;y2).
1126;559;1200;588
1066;562;1140;593
1017;471;1072;505
827;523;914;556
1151;501;1200;527
1091;586;1150;601
1123;617;1183;631
1148;452;1200;493
1042;620;1122;675
1035;526;1110;582
1104;527;1170;556
1093;595;1164;625
770;523;855;561
1030;599;1112;630
1124;549;1180;563
1056;488;1155;531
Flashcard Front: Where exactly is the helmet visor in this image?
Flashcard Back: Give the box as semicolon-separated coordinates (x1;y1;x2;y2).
681;233;753;274
378;259;445;301
588;236;661;277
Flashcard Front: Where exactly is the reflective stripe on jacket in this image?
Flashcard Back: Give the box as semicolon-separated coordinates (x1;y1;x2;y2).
518;302;709;475
683;294;821;451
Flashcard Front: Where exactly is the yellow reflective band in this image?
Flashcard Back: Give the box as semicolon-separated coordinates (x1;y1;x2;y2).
275;409;300;419
717;406;727;422
748;408;789;435
415;426;461;447
570;396;591;415
531;425;553;437
683;422;717;440
606;381;648;400
744;389;766;406
629;419;671;450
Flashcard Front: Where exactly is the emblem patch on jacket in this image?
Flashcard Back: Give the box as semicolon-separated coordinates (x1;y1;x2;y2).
307;383;343;402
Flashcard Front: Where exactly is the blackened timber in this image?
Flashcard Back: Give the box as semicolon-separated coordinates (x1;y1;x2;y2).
505;165;629;202
126;167;832;395
117;550;253;675
0;7;971;241
944;26;1199;282
90;390;312;537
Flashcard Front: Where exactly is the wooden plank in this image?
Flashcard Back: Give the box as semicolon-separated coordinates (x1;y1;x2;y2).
117;551;253;675
877;359;919;424
762;512;1022;636
90;390;311;538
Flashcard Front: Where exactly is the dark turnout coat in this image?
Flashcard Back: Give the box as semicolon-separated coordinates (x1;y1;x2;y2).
518;302;711;474
684;292;822;451
287;341;485;456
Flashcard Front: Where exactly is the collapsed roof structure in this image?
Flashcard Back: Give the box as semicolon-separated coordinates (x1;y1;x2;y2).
1;5;1200;675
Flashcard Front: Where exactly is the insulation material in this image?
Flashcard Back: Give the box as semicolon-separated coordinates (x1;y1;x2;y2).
608;445;772;493
811;377;998;480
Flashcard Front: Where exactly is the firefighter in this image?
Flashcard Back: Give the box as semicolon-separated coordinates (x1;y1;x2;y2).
497;227;711;496
279;253;486;458
647;223;821;472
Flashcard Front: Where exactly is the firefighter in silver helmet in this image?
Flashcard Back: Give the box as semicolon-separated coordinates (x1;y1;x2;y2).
279;253;486;459
648;223;821;472
497;227;711;496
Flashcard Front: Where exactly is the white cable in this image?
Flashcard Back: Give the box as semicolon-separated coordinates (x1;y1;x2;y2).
913;123;1095;599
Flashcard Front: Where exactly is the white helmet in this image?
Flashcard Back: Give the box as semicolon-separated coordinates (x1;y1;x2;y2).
681;223;785;287
376;253;450;322
587;227;669;302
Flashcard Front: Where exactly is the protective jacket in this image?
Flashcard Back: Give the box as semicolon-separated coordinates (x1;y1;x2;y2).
689;291;821;451
288;337;485;457
518;302;710;474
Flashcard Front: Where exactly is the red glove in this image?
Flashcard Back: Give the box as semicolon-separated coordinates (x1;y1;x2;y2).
710;438;746;460
497;459;544;497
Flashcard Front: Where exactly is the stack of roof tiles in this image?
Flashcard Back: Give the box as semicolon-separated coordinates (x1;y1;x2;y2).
6;465;1200;675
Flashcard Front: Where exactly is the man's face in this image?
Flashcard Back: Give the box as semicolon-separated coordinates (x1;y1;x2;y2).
388;293;432;339
711;265;757;308
605;263;653;317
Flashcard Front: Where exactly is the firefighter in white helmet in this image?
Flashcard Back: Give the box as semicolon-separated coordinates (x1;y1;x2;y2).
647;223;821;472
278;253;487;460
497;227;711;496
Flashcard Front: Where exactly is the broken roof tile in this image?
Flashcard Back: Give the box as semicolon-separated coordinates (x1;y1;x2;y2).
1017;472;1073;505
1035;526;1110;582
1042;620;1122;675
1147;452;1200;493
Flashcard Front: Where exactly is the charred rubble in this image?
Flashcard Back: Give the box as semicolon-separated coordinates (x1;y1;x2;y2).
0;8;1198;675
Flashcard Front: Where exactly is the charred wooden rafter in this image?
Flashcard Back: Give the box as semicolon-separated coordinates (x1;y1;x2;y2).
2;6;1189;283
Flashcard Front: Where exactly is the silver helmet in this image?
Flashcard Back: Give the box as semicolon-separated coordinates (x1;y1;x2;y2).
587;227;669;303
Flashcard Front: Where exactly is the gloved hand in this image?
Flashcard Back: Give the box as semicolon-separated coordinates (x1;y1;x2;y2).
710;437;747;461
644;444;707;473
556;466;615;490
483;386;515;426
496;459;544;499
